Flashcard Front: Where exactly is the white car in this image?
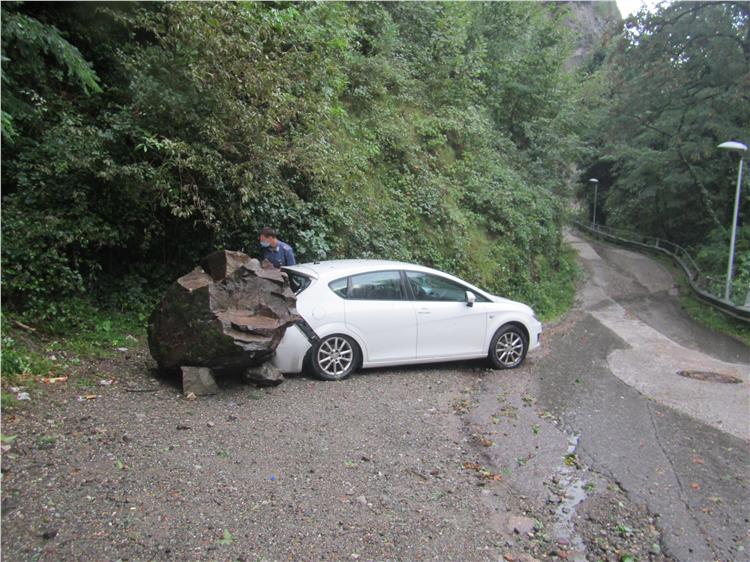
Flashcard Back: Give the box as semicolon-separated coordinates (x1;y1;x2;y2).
271;260;542;380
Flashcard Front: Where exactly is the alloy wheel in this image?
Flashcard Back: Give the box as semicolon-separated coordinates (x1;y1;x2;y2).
495;331;524;367
317;336;355;378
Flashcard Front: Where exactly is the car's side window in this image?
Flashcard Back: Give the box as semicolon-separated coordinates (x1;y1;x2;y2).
406;271;487;302
329;277;349;299
349;270;404;301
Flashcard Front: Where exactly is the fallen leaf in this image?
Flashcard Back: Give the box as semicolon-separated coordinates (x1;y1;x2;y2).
691;456;704;465
41;376;68;384
690;482;701;491
478;436;494;447
563;453;579;468
218;529;234;545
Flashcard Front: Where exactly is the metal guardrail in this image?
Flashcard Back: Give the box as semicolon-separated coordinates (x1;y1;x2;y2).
572;220;750;323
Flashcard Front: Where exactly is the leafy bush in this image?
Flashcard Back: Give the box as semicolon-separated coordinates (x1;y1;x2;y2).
0;335;32;382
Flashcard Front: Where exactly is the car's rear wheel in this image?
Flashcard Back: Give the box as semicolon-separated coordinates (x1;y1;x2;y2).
310;334;360;381
488;324;528;369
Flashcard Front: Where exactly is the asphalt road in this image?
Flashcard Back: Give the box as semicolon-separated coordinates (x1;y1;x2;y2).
542;231;750;561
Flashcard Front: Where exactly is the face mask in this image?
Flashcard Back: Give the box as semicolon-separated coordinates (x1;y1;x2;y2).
260;241;271;248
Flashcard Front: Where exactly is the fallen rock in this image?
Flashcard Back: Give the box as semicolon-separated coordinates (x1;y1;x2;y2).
243;362;284;387
181;366;218;396
41;528;58;540
507;515;536;535
148;250;301;393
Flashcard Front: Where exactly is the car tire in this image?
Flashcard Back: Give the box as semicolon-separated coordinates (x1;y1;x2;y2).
488;324;528;369
310;334;360;381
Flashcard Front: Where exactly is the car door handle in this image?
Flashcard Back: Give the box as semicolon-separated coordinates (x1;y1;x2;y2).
418;308;430;314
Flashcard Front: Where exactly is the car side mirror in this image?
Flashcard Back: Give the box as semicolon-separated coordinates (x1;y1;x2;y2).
465;290;476;307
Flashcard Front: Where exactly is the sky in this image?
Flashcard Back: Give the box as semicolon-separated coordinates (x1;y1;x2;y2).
615;0;661;18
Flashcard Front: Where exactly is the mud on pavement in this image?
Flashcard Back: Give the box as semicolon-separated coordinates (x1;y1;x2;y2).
460;317;672;562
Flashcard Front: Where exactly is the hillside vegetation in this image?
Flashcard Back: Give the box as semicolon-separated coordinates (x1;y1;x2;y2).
2;2;585;329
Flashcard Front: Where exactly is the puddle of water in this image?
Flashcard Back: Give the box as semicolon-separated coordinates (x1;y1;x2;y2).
552;432;588;562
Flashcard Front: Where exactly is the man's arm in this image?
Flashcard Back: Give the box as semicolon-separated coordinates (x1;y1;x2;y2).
284;244;296;266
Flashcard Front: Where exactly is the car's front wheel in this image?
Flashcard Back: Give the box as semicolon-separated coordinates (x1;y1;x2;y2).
310;334;360;381
488;324;528;369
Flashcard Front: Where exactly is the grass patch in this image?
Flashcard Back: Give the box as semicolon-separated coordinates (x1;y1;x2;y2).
678;290;750;346
1;307;146;407
1;392;19;409
656;257;750;346
532;247;581;322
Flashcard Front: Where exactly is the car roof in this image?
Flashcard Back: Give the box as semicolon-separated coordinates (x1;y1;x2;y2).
285;259;435;280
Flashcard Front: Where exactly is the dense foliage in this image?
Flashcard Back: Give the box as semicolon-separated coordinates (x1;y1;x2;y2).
580;2;750;302
2;1;587;324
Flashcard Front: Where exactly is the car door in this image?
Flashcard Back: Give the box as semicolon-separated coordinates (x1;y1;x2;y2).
405;271;487;359
342;270;417;363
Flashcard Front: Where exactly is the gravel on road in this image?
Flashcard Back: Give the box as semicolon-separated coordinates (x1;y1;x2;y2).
2;348;534;561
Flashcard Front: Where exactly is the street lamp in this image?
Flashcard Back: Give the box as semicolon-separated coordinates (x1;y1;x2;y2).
717;141;747;302
589;178;599;228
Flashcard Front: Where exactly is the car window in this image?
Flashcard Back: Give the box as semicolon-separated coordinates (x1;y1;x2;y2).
328;277;348;299
406;271;487;302
287;271;312;294
349;270;403;301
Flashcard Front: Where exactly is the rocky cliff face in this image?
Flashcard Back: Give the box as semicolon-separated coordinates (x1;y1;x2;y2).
562;1;622;69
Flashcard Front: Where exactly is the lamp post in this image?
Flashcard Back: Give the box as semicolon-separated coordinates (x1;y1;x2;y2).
589;178;599;228
717;141;747;302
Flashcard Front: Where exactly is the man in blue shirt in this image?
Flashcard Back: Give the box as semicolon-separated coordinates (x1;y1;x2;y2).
259;226;296;268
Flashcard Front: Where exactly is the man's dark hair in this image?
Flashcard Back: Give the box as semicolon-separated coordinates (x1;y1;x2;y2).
259;226;277;238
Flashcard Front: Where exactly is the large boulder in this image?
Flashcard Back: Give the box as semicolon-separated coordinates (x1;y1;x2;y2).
148;250;301;391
